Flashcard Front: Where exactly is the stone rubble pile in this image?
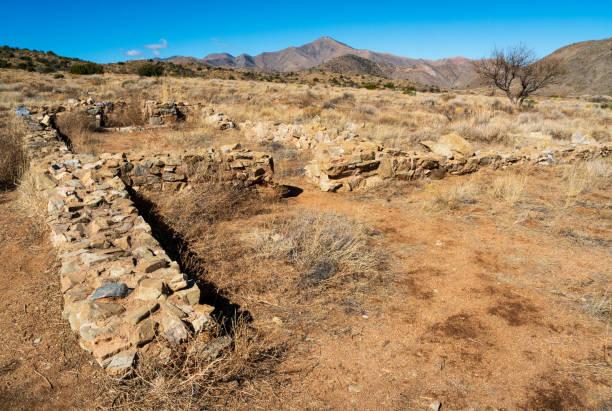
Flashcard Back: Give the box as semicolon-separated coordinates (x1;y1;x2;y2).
21;111;274;375
142;101;236;129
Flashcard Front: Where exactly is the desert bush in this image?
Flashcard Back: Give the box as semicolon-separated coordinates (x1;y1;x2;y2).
138;63;164;77
254;210;383;287
402;86;416;95
353;104;377;116
69;62;104;75
296;90;317;107
0;115;28;188
302;106;322;118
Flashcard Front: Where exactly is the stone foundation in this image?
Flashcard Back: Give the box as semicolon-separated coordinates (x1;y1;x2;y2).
21;110;274;376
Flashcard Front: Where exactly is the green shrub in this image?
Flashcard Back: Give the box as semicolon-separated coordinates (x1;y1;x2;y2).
402;86;416;95
69;62;104;75
383;82;395;89
601;103;612;109
137;63;164;77
362;82;378;90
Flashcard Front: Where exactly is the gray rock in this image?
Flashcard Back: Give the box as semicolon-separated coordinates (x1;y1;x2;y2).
105;349;137;374
14;106;30;116
90;283;129;300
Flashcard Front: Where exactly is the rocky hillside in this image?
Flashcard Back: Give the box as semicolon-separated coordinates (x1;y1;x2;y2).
317;54;386;77
0;45;82;73
198;37;478;88
541;37;612;96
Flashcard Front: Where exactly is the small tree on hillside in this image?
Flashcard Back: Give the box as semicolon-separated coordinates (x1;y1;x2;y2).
473;45;565;106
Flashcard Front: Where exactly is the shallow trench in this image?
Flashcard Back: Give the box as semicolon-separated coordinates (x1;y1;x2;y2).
126;187;253;330
54;120;252;333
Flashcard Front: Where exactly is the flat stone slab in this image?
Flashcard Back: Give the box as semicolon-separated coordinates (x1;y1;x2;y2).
90;283;129;300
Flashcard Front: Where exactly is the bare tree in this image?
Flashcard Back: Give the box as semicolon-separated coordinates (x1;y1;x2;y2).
473;45;565;106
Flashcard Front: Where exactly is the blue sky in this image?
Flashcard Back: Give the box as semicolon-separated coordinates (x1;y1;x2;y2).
2;1;611;63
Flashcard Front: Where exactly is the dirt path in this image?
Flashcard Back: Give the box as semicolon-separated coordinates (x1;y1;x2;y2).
0;191;104;410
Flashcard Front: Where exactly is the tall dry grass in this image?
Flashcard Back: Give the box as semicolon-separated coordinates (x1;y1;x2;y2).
563;160;612;206
54;111;102;154
423;180;480;211
491;173;528;206
253;210;384;287
0;114;28;189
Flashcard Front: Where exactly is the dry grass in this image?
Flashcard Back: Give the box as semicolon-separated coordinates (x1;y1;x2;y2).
563;160;612;206
102;317;284;410
253;210;384;287
491;173;528;206
423;179;480;210
582;291;611;321
54;111;102;154
0;113;27;189
15;170;47;233
3;69;609;156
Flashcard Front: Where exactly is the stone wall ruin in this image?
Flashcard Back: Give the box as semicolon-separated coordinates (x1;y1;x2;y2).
21;107;274;376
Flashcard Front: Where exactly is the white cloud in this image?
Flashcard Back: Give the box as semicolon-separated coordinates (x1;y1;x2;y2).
152;50;160;56
125;49;142;57
144;39;168;51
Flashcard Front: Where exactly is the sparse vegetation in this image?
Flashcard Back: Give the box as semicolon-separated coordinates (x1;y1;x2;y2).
137;63;164;77
69;62;104;75
255;211;384;287
0;114;28;188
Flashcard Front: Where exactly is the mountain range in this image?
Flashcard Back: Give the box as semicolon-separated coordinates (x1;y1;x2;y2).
163;36;612;94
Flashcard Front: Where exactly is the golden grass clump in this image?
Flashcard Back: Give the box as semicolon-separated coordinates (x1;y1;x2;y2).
563;159;612;206
423;180;480;210
491;173;527;206
0;114;28;189
253;210;384;287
